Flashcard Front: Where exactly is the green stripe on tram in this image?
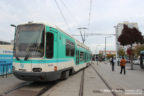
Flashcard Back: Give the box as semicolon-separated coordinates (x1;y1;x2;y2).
13;59;72;64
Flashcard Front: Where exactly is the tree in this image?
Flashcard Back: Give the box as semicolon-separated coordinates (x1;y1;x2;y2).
118;48;125;57
118;25;143;46
134;44;144;57
107;54;115;59
118;24;143;69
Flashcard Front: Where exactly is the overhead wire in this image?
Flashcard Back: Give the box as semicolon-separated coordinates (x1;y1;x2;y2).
83;0;93;41
54;0;72;32
59;0;87;43
88;0;92;30
60;0;79;25
54;0;94;41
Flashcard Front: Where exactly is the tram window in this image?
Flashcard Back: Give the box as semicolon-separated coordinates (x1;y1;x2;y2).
46;32;54;58
85;53;87;62
76;50;79;64
71;48;75;56
66;45;70;56
39;29;45;55
80;52;84;61
66;40;75;56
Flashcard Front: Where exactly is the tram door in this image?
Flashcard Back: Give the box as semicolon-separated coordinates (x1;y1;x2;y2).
46;32;54;58
76;50;79;65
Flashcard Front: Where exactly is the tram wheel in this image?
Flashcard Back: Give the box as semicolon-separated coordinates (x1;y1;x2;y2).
60;70;69;80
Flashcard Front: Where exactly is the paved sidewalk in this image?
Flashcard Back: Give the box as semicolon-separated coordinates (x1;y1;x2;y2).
0;74;13;79
42;71;83;96
93;61;144;96
43;66;113;96
83;66;113;96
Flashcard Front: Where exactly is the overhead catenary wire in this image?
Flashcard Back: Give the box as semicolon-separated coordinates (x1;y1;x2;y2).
60;0;79;25
83;0;92;40
76;0;93;43
54;0;72;32
72;33;115;36
59;0;89;43
88;0;92;30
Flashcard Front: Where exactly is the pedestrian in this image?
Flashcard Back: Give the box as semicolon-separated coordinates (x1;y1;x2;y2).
120;56;126;75
96;56;98;65
117;58;120;66
110;56;115;71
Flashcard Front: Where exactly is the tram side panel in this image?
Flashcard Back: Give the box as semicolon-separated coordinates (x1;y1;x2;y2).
56;31;76;73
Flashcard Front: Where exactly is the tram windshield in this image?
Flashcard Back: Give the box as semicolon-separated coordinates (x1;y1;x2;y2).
14;24;45;58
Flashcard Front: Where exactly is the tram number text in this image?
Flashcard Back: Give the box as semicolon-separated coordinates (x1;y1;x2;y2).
48;64;53;66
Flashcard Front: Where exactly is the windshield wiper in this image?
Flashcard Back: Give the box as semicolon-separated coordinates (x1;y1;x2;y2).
24;43;38;61
24;45;33;61
16;56;20;60
24;53;30;61
13;47;20;60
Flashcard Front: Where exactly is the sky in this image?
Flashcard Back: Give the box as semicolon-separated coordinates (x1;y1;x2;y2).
0;0;144;53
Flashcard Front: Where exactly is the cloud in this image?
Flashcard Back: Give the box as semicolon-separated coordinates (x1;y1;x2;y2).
0;0;144;52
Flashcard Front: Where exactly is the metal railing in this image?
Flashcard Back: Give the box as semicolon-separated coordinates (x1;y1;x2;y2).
0;63;12;78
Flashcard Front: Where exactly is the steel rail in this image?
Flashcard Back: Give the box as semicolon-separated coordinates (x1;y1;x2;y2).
79;69;85;96
0;81;58;96
91;65;118;96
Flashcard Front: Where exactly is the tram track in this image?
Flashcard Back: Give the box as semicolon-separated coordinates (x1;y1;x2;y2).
79;69;85;96
0;81;58;96
0;81;32;96
91;65;118;96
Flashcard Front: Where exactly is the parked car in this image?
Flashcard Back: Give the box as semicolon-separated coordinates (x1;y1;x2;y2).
116;58;130;64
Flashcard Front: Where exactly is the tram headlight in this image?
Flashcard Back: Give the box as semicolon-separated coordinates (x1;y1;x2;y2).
32;68;42;72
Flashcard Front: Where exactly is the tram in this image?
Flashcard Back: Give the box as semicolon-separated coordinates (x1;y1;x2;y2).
13;22;92;81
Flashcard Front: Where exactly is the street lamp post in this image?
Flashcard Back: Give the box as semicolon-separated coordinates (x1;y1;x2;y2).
10;24;16;28
10;24;16;45
105;37;106;56
114;26;118;64
104;36;111;58
10;24;20;60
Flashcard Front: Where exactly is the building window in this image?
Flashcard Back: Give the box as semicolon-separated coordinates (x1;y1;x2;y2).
66;40;75;56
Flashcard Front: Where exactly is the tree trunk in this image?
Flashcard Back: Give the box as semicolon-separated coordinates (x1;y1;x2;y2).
130;55;134;70
130;45;134;70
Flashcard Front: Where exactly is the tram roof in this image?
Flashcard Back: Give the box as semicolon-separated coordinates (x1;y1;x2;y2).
55;26;90;51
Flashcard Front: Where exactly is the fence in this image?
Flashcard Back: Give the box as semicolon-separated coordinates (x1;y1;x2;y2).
0;49;13;78
0;63;12;77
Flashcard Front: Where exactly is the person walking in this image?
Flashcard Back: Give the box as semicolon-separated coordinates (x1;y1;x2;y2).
96;56;98;65
110;56;115;71
120;56;126;75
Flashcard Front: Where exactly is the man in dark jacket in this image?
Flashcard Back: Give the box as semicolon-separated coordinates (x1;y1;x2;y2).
110;56;115;71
